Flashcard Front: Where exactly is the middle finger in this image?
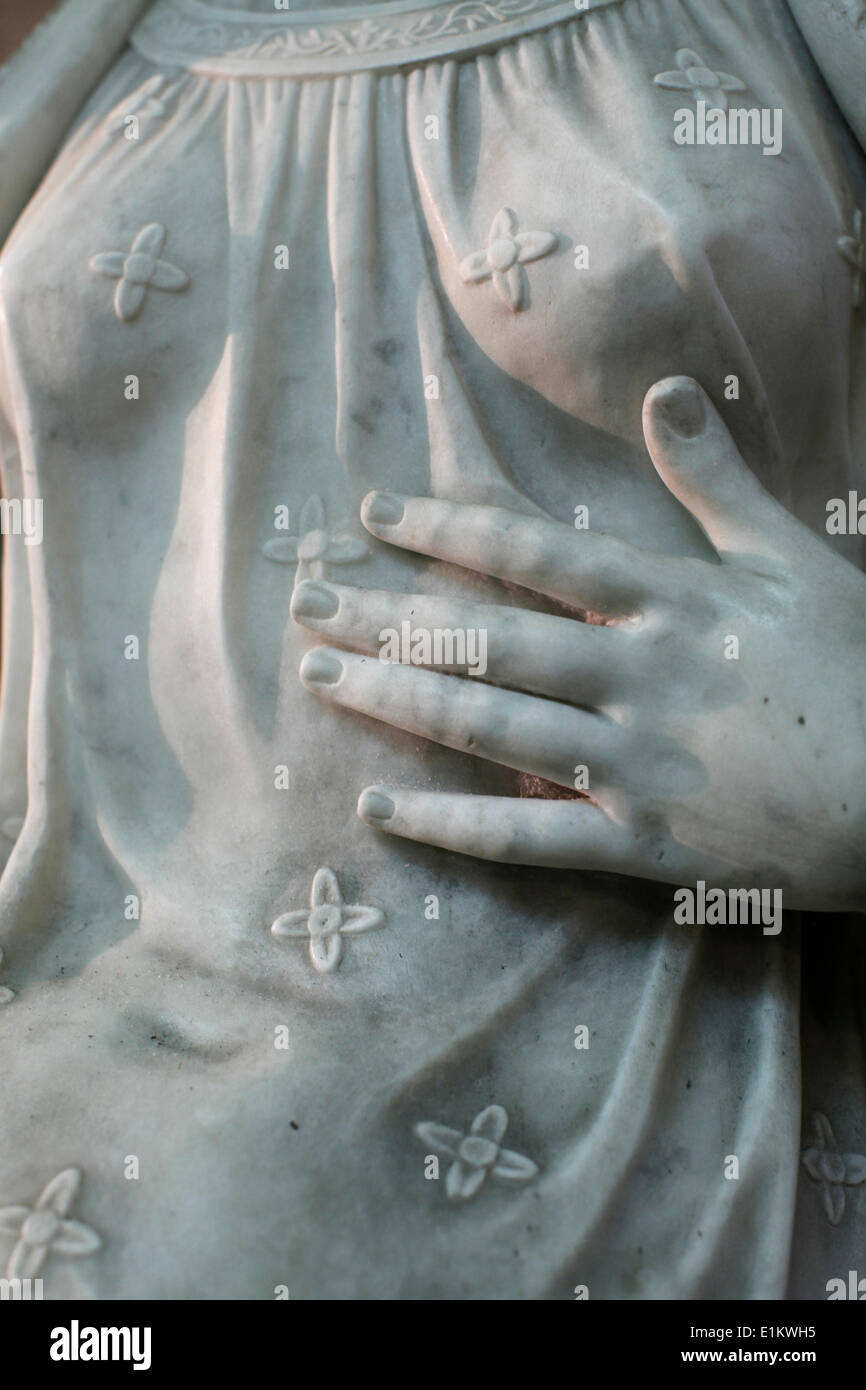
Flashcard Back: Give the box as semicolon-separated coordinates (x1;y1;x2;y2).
291;578;628;706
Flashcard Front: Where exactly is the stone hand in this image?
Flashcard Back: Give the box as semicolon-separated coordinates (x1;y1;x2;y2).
292;377;866;912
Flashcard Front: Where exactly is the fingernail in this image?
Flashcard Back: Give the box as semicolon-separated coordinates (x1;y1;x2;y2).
357;787;396;822
362;491;405;526
292;580;339;621
653;378;706;439
300;649;343;685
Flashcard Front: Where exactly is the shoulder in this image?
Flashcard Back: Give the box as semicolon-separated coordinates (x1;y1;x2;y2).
0;0;153;246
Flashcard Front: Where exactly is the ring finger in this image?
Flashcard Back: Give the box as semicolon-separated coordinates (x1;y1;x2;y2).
299;645;624;790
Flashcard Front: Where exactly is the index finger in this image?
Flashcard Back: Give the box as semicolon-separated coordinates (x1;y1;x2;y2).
360;492;675;616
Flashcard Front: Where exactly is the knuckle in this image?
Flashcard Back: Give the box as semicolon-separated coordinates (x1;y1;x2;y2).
518;521;556;574
475;509;511;554
481;814;525;864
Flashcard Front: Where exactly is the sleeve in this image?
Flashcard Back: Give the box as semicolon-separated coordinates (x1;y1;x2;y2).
0;0;153;247
0;411;32;871
0;0;152;865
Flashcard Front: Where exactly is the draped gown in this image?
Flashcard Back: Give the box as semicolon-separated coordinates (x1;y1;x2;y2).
0;0;863;1298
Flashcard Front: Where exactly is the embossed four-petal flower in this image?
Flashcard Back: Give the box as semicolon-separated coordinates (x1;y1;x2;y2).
1;814;24;843
838;209;865;309
89;223;189;322
459;207;557;311
271;866;384;974
654;48;747;111
107;75;170;135
0;1168;101;1280
415;1104;538;1199
263;495;369;580
801;1112;866;1226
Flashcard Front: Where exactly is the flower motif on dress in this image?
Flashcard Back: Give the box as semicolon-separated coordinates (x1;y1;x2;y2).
107;74;170;136
459;207;557;312
1;815;24;843
801;1112;866;1226
271;866;384;974
0;1168;101;1280
838;209;865;309
89;223;190;322
263;495;369;579
654;48;747;111
415;1103;539;1200
0;947;13;1005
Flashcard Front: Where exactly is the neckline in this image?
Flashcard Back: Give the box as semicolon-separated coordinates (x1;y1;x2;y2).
131;0;624;77
189;0;466;20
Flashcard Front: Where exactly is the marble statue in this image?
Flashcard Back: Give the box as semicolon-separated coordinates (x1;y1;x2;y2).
0;0;864;1301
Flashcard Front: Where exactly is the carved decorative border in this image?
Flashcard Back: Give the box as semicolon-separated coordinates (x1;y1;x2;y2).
131;0;623;76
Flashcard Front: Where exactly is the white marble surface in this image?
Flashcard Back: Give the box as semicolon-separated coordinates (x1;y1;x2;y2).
0;0;863;1300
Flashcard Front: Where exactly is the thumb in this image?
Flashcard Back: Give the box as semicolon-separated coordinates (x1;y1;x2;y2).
642;376;796;562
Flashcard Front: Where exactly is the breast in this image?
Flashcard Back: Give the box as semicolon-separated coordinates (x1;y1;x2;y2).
422;148;851;500
405;11;861;520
